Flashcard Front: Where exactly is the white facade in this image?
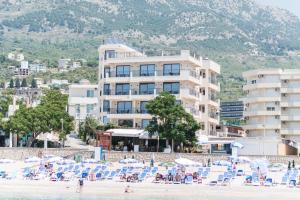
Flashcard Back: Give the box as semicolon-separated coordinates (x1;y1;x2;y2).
30;63;47;73
98;43;220;137
71;61;82;70
243;69;300;155
68;80;99;130
8;52;24;62
58;59;71;70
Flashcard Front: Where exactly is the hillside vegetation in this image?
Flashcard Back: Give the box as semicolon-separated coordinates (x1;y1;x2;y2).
1;0;300;100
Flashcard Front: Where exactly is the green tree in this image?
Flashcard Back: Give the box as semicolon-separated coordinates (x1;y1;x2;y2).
31;79;37;88
21;79;27;87
7;89;74;147
15;78;20;88
79;117;99;141
145;92;200;152
9;79;14;88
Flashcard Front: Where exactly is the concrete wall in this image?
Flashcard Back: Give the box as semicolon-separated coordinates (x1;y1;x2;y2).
0;148;300;164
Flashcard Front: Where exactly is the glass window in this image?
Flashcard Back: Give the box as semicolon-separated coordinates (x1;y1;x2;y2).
142;119;150;128
118;119;133;128
117;101;132;113
104;84;110;95
163;64;180;76
104;67;110;78
163;82;180;94
86;104;94;114
139;83;155;94
75;104;80;114
103;100;110;112
140;101;148;113
116;65;130;77
87;89;94;97
103;116;109;125
104;50;116;60
140;64;155;76
115;83;130;95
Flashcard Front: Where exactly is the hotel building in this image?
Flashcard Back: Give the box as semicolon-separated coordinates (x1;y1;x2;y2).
98;42;220;137
241;69;300;155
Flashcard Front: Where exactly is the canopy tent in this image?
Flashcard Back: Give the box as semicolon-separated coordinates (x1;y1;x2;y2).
106;129;157;139
213;160;232;166
175;158;201;167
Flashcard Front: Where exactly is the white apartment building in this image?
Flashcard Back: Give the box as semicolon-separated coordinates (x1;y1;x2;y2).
241;69;300;155
98;43;220;137
58;59;71;70
68;80;99;130
29;63;47;73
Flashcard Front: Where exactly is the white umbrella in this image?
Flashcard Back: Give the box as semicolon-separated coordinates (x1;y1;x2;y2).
128;162;145;168
0;159;15;164
43;154;55;159
25;156;41;163
62;159;76;165
119;158;139;164
47;156;63;163
82;159;99;164
175;158;201;167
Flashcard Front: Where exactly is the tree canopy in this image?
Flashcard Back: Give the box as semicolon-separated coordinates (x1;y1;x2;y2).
145;92;200;150
5;90;74;147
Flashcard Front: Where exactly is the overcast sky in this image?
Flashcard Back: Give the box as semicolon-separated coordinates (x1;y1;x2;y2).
256;0;300;18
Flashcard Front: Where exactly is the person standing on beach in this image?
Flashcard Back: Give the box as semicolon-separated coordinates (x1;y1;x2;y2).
77;178;84;193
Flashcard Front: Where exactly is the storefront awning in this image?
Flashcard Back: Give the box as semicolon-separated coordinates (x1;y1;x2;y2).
106;129;158;139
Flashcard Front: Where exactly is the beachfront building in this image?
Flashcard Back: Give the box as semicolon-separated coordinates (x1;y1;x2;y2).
240;69;300;155
68;80;99;131
98;42;220;138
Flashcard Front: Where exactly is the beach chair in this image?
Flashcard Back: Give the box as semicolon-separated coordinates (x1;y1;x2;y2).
81;171;89;179
73;165;80;172
185;175;193;184
107;171;117;180
264;178;273;186
96;172;102;180
252;176;260;186
209;180;218;186
101;170;110;179
236;169;244;176
281;175;288;185
217;174;224;183
201;170;209;179
6;171;17;180
138;172;147;182
151;167;158;176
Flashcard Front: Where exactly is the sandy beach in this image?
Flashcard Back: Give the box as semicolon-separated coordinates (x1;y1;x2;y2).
0;159;299;200
0;179;299;200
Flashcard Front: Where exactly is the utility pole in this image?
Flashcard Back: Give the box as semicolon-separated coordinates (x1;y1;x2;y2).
61;118;64;148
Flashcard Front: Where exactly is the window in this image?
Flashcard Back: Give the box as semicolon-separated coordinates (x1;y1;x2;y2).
87;89;94;97
75;104;80;114
142;119;150;128
117;101;132;113
86;104;94;114
103;116;109;125
176;100;181;105
163;82;180;94
104;67;110;78
140;101;148;113
104;84;110;95
116;65;130;77
251;80;256;84
267;107;275;111
103;100;110;112
163;64;180;76
140;64;155;76
139;83;155;94
115;83;130;95
104;50;116;60
118;119;133;128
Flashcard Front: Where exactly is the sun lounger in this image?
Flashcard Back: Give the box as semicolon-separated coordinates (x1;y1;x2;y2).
138;172;147;182
185;175;193;184
209;180;218;186
281;176;288;185
107;171;117;180
264;178;273;186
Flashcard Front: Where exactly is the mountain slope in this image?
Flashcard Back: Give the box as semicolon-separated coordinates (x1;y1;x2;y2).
1;0;300;100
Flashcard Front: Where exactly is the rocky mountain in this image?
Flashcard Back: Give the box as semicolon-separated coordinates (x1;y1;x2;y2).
1;0;300;100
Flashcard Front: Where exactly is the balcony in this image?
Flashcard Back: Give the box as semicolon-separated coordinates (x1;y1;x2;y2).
281;115;300;121
244;110;280;117
280;100;300;107
281;87;300;93
281;129;300;135
243;83;281;91
243;96;281;103
243;124;281;130
105;107;150;119
103;70;202;84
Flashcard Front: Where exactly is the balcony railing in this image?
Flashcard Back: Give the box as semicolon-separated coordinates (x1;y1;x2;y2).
104;70;201;79
107;108;148;114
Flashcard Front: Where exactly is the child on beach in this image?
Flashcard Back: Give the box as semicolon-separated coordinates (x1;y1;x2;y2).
77;178;84;193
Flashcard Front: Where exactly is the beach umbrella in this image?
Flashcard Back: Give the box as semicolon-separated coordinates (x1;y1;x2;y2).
43;154;55;159
159;162;176;167
82;159;99;164
119;158;138;164
0;159;15;164
25;156;41;163
128;162;145;168
231;142;244;149
175;158;202;167
213;160;231;166
62;159;76;165
250;159;269;173
229;156;251;163
47;156;63;163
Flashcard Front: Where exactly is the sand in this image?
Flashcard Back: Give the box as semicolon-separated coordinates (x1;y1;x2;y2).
0;161;299;200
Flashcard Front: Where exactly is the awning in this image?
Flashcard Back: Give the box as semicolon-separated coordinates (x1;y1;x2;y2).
107;129;145;138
